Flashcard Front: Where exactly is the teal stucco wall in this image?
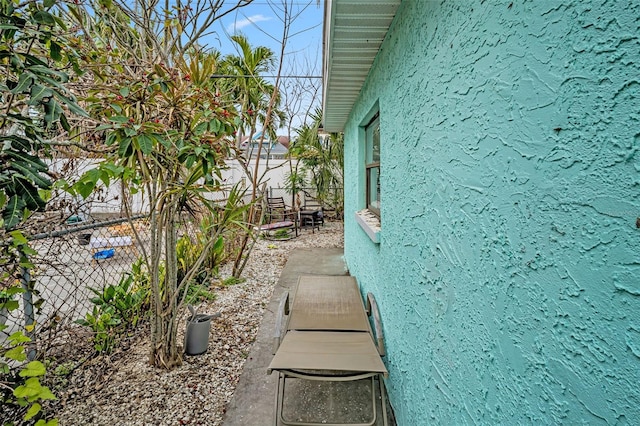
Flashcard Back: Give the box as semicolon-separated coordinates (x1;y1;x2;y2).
342;1;640;424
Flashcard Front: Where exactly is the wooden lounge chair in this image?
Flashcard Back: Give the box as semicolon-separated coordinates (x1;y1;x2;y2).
268;275;388;426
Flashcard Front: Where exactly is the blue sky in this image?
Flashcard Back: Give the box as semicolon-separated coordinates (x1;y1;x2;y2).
208;1;325;131
212;1;323;63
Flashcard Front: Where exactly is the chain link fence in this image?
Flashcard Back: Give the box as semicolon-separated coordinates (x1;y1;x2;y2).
1;186;342;356
1;215;149;353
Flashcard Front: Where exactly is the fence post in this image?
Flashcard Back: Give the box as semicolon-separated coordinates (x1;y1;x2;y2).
20;258;36;361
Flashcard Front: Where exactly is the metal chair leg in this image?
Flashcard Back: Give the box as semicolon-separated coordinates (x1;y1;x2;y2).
275;372;285;426
379;375;388;426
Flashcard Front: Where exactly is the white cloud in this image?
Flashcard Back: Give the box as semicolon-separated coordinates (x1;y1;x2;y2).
227;14;271;33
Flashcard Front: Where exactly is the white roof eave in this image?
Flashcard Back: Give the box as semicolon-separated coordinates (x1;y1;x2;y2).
322;0;401;132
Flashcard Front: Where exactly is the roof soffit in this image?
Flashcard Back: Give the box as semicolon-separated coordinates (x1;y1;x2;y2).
322;0;401;132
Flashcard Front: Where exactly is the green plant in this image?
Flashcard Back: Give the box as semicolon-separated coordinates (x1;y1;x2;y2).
291;108;344;214
131;254;161;292
75;306;120;353
0;0;85;230
1;311;57;425
176;234;202;285
0;0;82;421
221;277;245;287
89;273;149;329
273;229;291;239
76;264;150;353
1;231;37;321
0;284;22;312
223;34;287;279
175;228;221;304
184;283;216;303
52;362;73;377
177;215;229;288
283;169;307;210
1;250;57;425
198;214;229;274
68;47;241;368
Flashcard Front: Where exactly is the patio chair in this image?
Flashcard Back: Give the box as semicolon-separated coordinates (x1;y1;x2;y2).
268;275;388;426
266;197;295;222
259;197;298;239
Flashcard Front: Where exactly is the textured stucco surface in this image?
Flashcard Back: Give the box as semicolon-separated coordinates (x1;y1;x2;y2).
341;1;640;424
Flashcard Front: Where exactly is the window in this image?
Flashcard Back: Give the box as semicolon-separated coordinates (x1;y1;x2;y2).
355;109;381;243
365;113;380;216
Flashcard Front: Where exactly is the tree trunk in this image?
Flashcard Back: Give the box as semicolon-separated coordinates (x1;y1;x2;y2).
149;192;163;365
149;192;182;368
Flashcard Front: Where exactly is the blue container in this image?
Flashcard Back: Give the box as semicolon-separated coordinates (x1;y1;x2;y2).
93;248;115;260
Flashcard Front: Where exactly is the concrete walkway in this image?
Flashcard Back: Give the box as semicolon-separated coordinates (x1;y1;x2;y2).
223;247;393;426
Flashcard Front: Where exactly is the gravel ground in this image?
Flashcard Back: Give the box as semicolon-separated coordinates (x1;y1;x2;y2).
51;221;343;426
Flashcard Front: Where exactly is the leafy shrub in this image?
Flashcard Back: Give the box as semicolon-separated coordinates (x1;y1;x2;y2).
176;233;202;285
1;295;57;425
176;232;220;303
75;306;121;353
77;216;232;354
177;216;227;286
76;258;150;353
89;270;149;329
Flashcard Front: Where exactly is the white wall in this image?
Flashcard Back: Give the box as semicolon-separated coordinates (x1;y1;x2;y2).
48;157;299;214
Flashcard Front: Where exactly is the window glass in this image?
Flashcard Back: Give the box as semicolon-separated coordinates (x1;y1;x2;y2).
372;124;380;163
367;166;380;211
365;114;380;216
